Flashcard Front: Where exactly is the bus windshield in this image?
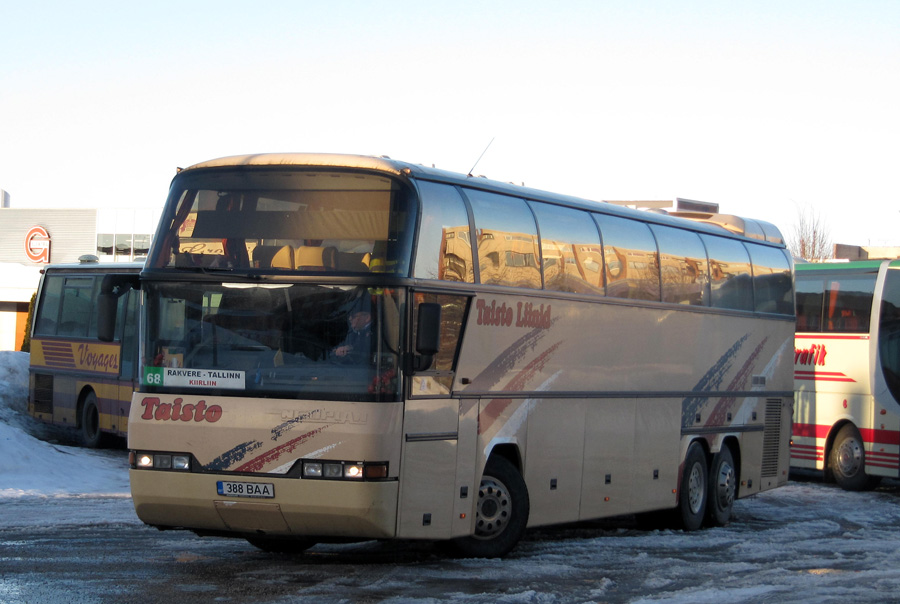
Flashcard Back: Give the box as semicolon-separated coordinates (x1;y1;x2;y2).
142;283;403;402
148;169;415;276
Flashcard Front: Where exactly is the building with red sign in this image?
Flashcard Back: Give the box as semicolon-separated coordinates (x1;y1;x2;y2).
0;201;160;350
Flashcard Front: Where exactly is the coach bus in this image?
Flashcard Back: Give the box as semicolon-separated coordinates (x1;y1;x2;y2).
792;260;900;490
28;258;142;447
107;153;794;557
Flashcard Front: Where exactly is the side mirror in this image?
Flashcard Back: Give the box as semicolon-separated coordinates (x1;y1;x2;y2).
414;302;441;371
97;274;140;342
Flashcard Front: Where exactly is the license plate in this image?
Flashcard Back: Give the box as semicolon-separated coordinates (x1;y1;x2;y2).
216;480;275;498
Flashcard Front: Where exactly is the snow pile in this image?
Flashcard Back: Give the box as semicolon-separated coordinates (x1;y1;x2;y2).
0;351;130;498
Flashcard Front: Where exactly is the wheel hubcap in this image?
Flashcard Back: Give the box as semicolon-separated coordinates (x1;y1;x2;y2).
715;461;735;510
474;476;511;540
688;463;704;514
836;438;863;477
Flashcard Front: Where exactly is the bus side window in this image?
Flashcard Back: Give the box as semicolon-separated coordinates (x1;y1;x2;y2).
594;214;660;302
700;235;754;312
413;182;474;283
650;225;709;306
824;275;875;333
795;278;825;332
465;189;541;290
411;293;469;394
58;277;96;337
747;244;793;315
120;292;139;381
34;275;64;336
530;202;604;295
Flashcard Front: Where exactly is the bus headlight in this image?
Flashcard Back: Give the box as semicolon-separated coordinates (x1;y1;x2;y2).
301;460;388;481
136;453;154;468
131;451;192;471
344;464;363;479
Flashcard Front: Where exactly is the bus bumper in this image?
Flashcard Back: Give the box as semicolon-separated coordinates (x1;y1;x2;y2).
130;470;399;539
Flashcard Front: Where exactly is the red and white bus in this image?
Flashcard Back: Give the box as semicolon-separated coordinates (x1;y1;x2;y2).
29;259;142;447
792;260;900;490
107;153;795;556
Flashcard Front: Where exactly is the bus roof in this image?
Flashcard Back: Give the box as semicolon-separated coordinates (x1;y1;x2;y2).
795;260;886;273
42;261;144;273
182;153;786;247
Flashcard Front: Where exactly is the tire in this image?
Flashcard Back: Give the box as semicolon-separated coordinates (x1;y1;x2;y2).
829;424;876;491
706;446;736;527
80;392;107;448
449;456;530;558
246;537;317;554
677;442;708;531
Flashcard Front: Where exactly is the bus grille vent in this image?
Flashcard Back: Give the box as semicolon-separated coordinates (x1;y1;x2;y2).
761;398;783;478
33;373;54;414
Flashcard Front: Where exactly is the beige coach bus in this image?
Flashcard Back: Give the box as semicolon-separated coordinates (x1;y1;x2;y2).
102;154;794;557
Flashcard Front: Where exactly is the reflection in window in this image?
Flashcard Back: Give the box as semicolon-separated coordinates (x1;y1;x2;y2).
701;235;754;311
151;170;415;277
414;182;474;283
97;234;114;256
133;234;152;258
530;202;604;294
466;190;541;289
412;292;469;395
115;234;133;258
594;214;660;301
746;245;793;315
651;225;709;306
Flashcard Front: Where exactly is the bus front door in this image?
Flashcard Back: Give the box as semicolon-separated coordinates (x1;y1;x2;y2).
397;390;478;540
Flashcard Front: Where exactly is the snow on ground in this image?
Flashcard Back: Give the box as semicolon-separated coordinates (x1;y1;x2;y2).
0;351;130;499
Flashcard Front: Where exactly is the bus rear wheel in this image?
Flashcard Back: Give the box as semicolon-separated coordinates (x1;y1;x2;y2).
706;446;736;527
80;392;107;449
830;424;878;491
677;442;708;531
449;456;529;558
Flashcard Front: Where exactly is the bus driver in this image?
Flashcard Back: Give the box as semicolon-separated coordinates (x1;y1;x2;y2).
333;308;372;363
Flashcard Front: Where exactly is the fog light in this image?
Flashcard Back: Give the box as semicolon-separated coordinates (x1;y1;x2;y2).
154;454;172;469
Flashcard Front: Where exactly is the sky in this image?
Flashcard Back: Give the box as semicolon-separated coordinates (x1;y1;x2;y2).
1;1;899;248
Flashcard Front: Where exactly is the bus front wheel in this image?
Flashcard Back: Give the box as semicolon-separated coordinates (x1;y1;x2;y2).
80;392;107;448
830;424;878;491
449;456;530;558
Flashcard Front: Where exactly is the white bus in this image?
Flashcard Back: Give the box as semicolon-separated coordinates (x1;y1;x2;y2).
792;260;900;490
105;153;794;557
